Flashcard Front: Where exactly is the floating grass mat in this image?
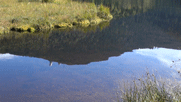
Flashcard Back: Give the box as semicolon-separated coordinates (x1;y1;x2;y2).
0;0;113;34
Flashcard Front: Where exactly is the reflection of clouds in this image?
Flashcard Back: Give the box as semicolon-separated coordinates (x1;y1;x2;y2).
134;48;181;69
0;53;15;60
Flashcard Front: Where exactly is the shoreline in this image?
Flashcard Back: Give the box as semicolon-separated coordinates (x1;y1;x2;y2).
0;0;113;34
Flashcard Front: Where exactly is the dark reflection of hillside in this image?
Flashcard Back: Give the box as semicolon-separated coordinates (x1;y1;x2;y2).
74;0;180;18
0;23;132;65
141;7;181;41
0;7;181;65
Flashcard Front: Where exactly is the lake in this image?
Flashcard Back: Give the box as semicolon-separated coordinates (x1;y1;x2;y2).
0;0;181;102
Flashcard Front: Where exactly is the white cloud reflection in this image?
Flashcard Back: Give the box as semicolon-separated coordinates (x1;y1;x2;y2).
0;53;16;60
134;48;181;69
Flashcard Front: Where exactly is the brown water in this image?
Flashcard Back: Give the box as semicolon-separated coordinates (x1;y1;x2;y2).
0;0;181;102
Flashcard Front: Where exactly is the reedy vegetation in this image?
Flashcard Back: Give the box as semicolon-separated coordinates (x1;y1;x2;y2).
0;0;112;33
118;72;181;102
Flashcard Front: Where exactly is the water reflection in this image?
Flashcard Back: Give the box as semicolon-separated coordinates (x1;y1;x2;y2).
0;53;16;60
74;0;180;17
0;0;181;101
0;54;116;102
0;6;181;65
0;47;180;101
134;48;181;72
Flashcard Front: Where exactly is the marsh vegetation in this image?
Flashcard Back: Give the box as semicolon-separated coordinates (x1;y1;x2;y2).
117;70;181;102
0;0;113;33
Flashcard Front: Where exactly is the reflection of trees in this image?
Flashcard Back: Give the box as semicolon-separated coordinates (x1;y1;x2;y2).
0;7;181;65
73;0;179;18
142;7;181;41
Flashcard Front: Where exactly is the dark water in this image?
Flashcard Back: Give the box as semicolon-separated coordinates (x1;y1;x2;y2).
0;0;181;102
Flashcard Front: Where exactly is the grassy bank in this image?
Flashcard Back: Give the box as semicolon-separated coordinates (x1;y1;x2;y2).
118;72;181;102
0;0;113;34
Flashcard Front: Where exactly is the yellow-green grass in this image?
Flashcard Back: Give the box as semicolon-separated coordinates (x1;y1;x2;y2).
0;0;113;33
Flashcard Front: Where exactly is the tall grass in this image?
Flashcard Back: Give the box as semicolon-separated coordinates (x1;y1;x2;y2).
118;72;181;102
0;0;112;32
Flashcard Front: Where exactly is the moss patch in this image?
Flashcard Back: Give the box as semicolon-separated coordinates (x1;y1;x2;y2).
28;27;36;32
0;27;4;34
54;23;73;28
13;25;36;32
0;27;9;34
79;20;90;27
90;18;103;25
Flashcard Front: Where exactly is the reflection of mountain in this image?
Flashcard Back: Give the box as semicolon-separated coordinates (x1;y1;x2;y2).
0;26;131;65
0;6;181;65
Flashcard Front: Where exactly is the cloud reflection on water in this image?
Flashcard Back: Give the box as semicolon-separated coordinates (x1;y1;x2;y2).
134;47;181;70
0;53;16;60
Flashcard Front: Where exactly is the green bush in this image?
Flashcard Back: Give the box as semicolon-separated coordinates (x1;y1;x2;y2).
97;4;111;19
98;4;110;15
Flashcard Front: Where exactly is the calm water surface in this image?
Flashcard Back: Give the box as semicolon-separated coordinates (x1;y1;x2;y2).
0;0;181;102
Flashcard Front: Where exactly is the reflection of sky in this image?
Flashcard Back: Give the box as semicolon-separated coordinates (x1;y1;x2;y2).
134;48;181;69
0;53;16;60
0;48;181;101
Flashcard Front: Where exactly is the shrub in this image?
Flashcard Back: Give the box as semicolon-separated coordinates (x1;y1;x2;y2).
97;4;111;19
